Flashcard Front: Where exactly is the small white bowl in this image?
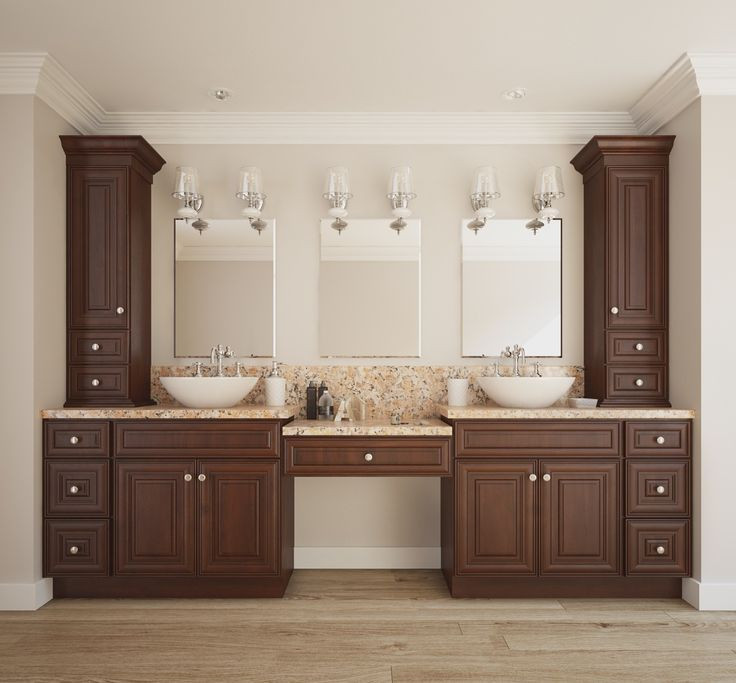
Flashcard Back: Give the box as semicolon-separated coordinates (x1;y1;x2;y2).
568;397;598;409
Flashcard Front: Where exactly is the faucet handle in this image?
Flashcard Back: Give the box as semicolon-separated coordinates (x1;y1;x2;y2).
235;362;242;377
193;361;203;377
224;345;234;358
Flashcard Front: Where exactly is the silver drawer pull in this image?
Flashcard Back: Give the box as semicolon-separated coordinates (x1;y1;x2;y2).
69;436;79;445
116;306;125;315
69;485;79;494
69;546;79;555
635;378;644;387
656;546;666;555
364;453;373;462
656;485;665;494
198;473;207;482
528;473;537;482
656;436;665;445
184;474;193;482
635;343;644;351
91;343;100;351
91;378;101;387
610;306;619;315
543;473;551;482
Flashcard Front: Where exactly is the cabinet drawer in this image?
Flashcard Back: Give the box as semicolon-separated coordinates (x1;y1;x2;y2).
626;520;690;575
606;331;666;363
626;421;691;457
44;421;110;457
44;519;109;576
45;460;110;516
284;437;451;475
606;366;666;401
456;421;621;457
626;461;689;516
68;365;129;401
69;330;129;364
115;421;280;458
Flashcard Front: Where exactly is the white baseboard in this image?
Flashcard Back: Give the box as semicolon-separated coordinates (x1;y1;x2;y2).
682;578;736;610
294;546;440;569
0;579;53;611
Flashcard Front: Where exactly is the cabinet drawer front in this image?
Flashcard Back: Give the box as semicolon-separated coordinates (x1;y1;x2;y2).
456;421;621;457
626;421;690;457
606;331;666;363
115;421;279;457
606;366;666;401
45;519;109;576
68;365;129;401
626;520;690;575
45;460;110;516
69;330;129;364
626;461;689;516
284;437;451;475
45;421;110;457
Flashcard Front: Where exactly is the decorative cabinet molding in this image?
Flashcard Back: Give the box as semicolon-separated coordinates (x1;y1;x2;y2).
61;136;165;407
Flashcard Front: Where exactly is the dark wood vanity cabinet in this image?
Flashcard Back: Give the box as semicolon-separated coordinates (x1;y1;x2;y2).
571;137;674;406
61;136;165;407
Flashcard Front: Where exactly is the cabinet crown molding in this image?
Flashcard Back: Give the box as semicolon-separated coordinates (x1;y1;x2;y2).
60;135;166;175
570;135;676;175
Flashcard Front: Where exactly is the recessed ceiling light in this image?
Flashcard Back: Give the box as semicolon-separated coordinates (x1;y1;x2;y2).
502;87;527;101
210;88;232;101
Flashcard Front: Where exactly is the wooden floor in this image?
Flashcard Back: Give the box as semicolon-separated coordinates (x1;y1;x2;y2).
1;570;736;682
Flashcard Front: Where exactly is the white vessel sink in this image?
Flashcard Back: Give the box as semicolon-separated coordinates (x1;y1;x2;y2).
160;376;258;409
477;376;574;409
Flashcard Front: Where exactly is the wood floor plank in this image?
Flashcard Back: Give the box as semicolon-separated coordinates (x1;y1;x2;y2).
559;597;693;611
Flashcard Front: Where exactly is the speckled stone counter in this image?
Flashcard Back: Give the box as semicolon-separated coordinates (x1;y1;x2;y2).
282;418;453;436
41;405;298;420
437;404;695;420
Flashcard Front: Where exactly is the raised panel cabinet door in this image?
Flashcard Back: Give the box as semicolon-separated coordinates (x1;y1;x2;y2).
607;168;666;329
456;461;536;575
68;167;129;329
115;460;196;575
540;460;619;575
198;461;279;575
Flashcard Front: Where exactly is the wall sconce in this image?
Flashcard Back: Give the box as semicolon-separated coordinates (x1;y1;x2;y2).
387;165;416;234
323;166;352;234
467;166;501;233
172;165;204;220
236;166;267;233
528;165;564;233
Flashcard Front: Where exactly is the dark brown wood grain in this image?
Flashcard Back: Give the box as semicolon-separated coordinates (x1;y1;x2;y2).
45;519;109;576
45;459;110;517
625;421;691;457
626;519;690;575
626;460;690;516
68;330;130;364
606;330;666;363
44;420;110;457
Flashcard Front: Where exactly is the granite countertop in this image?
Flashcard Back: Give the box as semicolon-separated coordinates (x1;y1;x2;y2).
436;404;695;420
41;405;298;420
282;418;453;437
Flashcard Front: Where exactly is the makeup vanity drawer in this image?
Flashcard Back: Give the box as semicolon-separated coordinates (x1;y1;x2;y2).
44;421;110;457
626;422;691;457
45;460;110;516
626;520;690;575
626;461;689;516
606;366;666;402
284;437;451;475
44;519;109;576
606;331;666;363
68;365;129;402
69;331;129;364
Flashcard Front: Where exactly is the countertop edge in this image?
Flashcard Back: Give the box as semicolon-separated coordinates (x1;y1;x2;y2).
435;404;696;420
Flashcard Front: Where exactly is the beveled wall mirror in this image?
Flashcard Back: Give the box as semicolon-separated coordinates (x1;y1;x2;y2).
461;218;562;357
174;218;275;357
319;218;421;357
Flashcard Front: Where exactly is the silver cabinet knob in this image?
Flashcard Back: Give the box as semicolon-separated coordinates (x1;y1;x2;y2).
116;306;125;315
69;485;79;494
656;485;666;494
610;306;619;315
543;473;552;482
69;546;79;555
91;342;100;351
635;378;644;387
184;474;192;482
91;378;101;387
528;473;537;482
635;343;644;351
69;436;79;445
656;436;665;445
656;546;666;555
364;453;373;462
198;473;207;482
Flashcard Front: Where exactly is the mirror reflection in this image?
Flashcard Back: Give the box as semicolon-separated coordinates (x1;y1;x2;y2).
462;218;562;357
174;218;275;357
319;218;421;357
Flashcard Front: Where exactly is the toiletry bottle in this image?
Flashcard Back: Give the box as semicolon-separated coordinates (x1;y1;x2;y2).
318;386;334;420
264;361;286;407
318;380;327;401
306;380;318;420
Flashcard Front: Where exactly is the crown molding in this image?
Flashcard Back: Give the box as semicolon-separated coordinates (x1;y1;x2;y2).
0;52;45;93
631;52;736;134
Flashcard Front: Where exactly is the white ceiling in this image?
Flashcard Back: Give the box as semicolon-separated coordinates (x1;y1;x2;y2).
2;0;736;113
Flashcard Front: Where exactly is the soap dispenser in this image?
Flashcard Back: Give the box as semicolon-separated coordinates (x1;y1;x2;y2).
264;361;286;407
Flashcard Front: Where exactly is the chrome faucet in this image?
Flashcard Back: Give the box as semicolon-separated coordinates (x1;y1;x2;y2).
210;344;234;377
501;344;526;377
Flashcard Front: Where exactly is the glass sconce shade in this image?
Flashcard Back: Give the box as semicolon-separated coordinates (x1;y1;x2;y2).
471;166;501;198
172;166;201;199
534;165;565;200
387;166;416;198
323;166;352;199
236;166;265;199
